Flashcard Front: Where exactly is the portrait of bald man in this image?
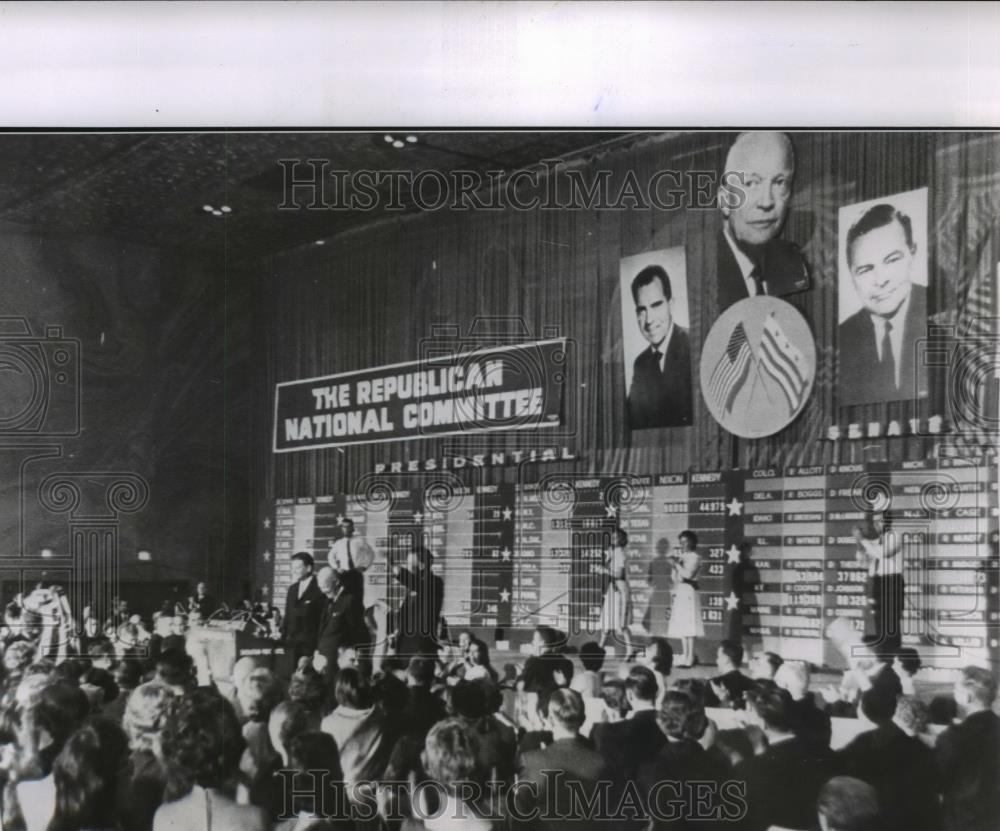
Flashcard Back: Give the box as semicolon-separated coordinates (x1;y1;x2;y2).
716;131;811;314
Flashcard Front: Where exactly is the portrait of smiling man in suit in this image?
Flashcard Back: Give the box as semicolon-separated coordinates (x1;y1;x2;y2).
623;259;693;430
838;190;929;405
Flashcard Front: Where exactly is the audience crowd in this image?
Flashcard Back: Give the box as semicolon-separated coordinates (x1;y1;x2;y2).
0;597;997;831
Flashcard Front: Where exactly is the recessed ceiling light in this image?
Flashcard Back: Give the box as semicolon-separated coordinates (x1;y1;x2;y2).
202;204;214;212
314;240;326;246
40;548;54;559
137;550;152;562
392;140;405;149
212;210;223;217
384;134;394;143
220;205;232;213
406;135;418;143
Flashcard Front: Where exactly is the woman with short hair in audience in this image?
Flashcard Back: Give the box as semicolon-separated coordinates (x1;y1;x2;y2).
321;668;391;795
119;681;176;831
154;688;267;831
403;719;497;831
637;689;730;831
47;718;130;831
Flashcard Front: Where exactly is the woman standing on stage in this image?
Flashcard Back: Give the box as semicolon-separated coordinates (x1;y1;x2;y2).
667;530;704;667
598;528;636;660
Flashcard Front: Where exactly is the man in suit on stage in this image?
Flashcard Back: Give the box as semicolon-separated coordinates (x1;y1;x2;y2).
716;131;810;315
390;546;443;660
839;202;928;404
282;551;325;666
626;264;693;429
313;566;365;684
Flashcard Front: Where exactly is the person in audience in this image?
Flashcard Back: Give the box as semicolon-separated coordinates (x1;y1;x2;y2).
120;681;176;831
403;719;497;831
816;776;881;831
104;660;143;724
706;639;755;709
515;688;606;831
572;641;606;699
237;668;285;801
80;666;119;714
10;683;91;831
435;642;465;686
153;650;195;696
935;665;1000;831
737;681;833;831
155;688;267;831
321;667;392;794
892;646;921;695
639;637;673;705
822;636;901;715
749;650;783;681
637;690;731;831
712;727;755;768
464;638;499;684
288;665;327;726
401;656;447;739
774;660;832;750
274;731;348;831
447;680;516;783
893;693;931;743
519;627;573;695
47;718;130;831
592;665;665;829
87;640;116;672
837;688;939;831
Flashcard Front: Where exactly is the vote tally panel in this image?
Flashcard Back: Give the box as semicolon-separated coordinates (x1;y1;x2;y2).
272;457;998;667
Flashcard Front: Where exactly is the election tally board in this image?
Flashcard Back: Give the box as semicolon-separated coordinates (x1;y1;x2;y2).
270;456;998;668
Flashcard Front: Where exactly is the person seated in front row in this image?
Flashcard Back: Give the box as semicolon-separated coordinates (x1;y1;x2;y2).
736;681;834;831
706;639;756;710
774;660;831;751
518;626;573;695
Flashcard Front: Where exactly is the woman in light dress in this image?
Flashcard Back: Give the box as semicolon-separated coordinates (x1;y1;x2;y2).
597;528;636;660
667;530;704;667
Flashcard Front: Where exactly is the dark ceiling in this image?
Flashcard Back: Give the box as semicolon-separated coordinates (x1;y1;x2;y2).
0;131;634;265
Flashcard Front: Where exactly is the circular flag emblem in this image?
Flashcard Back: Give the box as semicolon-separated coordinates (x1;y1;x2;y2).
699;296;816;438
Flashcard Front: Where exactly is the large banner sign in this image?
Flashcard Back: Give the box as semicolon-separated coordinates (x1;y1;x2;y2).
274;338;567;451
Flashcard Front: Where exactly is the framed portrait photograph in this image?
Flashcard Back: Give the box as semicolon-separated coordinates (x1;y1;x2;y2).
837;186;929;405
619;246;693;430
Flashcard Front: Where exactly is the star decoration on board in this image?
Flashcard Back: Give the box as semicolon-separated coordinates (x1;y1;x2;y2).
413;511;424;523
501;547;512;562
501;506;513;521
262;550;271;562
726;497;744;517
335;514;345;524
725;592;740;611
263;517;271;529
605;505;618;518
727;545;742;564
499;588;511;603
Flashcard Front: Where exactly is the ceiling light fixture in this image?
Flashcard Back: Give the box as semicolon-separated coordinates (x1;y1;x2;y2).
201;203;232;218
382;133;419;149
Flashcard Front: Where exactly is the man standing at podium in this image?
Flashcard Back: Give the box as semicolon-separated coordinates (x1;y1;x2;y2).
328;517;375;607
